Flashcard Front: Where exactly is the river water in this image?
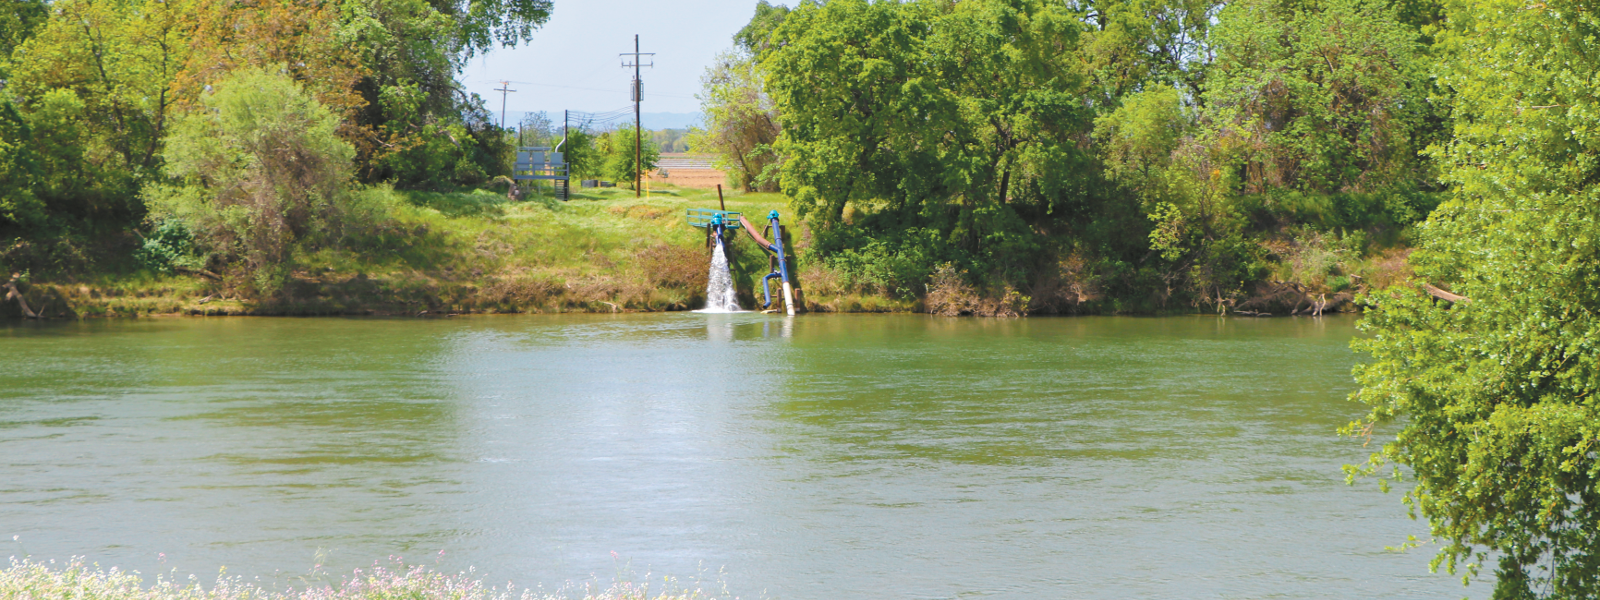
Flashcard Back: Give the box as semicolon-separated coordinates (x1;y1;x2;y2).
0;314;1486;599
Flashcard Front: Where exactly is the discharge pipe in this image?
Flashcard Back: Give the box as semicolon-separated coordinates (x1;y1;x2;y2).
738;211;795;316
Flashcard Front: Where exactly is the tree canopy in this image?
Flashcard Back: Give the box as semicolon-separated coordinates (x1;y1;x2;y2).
1347;0;1600;596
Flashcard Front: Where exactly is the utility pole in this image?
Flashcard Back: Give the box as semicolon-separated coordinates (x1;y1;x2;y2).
494;81;516;129
620;35;654;197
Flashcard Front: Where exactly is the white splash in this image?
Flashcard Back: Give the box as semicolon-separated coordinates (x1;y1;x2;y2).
697;236;742;313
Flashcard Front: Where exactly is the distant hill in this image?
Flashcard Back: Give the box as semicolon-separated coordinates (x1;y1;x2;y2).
501;111;703;132
641;112;703;130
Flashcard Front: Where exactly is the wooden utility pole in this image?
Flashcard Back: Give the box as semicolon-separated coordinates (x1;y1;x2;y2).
494;81;516;129
620;35;654;197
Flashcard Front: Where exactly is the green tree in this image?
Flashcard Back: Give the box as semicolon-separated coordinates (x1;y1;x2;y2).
146;67;355;296
561;125;600;180
690;49;780;191
1079;0;1222;104
764;0;1092;290
0;100;45;227
1203;0;1437;195
6;0;190;226
340;0;548;186
603;127;659;190
0;0;47;79
1347;0;1600;597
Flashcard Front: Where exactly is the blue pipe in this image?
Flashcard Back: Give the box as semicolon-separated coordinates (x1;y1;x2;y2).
762;272;782;308
769;210;789;287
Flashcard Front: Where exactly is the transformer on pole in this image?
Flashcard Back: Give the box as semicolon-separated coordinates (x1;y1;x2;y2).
619;35;654;198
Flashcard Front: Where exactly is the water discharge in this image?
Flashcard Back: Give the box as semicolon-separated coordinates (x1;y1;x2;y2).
698;236;741;312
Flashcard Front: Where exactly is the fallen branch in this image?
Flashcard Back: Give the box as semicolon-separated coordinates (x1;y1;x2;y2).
4;279;38;319
599;301;620;313
175;265;222;281
1422;283;1470;303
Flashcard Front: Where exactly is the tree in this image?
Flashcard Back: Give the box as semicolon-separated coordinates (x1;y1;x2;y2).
0;0;47;79
602;127;659;190
1078;0;1222;104
146;67;355;296
690;49;780;191
764;0;1092;289
1203;0;1437;195
1347;0;1600;597
0;100;45;227
340;0;548;186
691;0;786;191
6;0;191;225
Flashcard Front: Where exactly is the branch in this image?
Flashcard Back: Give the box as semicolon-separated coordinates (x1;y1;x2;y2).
5;279;38;319
1422;283;1470;303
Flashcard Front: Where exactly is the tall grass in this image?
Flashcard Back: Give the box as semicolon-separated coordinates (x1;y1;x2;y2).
0;558;732;600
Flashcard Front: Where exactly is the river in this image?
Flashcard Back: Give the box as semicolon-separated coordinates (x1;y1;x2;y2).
0;314;1486;599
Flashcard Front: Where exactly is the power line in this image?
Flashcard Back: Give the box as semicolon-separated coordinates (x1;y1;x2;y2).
481;80;697;101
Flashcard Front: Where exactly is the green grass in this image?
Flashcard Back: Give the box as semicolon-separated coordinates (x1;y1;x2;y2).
0;182;890;317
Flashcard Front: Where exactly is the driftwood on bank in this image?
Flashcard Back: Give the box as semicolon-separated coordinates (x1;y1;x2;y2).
1422;283;1470;303
5;278;37;319
175;265;222;281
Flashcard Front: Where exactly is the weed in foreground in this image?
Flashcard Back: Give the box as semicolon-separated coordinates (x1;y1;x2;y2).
0;557;735;600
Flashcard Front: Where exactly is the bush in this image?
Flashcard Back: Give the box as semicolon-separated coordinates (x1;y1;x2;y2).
135;220;200;275
146;66;356;297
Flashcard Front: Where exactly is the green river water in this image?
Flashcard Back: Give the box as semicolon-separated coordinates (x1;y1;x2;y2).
0;314;1487;598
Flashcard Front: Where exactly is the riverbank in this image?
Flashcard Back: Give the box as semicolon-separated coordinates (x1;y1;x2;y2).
0;184;915;319
0;182;1408;320
0;558;725;600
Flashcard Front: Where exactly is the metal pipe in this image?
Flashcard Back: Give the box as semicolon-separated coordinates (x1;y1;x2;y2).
762;272;782;309
768;211;794;316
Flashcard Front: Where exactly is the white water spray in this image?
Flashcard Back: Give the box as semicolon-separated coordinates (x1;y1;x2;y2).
700;236;742;312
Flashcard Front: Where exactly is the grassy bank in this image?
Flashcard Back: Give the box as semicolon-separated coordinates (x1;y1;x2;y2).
0;184;913;319
0;558;726;600
0;182;1413;320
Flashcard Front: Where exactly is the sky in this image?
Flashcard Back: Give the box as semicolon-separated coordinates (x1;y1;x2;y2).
458;0;797;124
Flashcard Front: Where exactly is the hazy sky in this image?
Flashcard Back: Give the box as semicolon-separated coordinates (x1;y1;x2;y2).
458;0;796;121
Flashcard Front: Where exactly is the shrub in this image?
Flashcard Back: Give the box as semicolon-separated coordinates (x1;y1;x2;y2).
147;66;356;297
135;220;201;275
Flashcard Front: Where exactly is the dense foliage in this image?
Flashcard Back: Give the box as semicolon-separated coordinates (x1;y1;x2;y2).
1347;0;1600;597
0;0;549;279
145;68;358;296
694;0;1444;310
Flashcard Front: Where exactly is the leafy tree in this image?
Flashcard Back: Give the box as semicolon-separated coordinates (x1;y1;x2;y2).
764;0;1092;289
1095;87;1260;308
690;49;780;191
340;0;548;186
692;2;789;192
1078;0;1222;103
1204;0;1436;195
0;100;45;227
732;0;791;57
174;0;365;123
0;0;47;78
6;0;191;225
517;111;556;147
561;125;600;180
602;127;659;190
146;67;355;296
1347;0;1600;597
